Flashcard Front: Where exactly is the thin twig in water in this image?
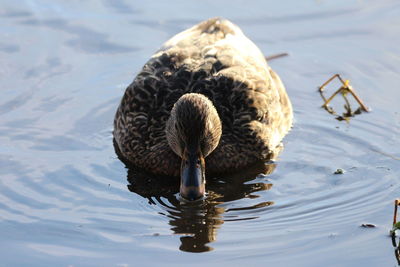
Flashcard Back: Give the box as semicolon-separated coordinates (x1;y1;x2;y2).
318;74;370;121
394;199;399;226
371;148;400;161
265;53;289;61
318;74;369;112
391;199;400;237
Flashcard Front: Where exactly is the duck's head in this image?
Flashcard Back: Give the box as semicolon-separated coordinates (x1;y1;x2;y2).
166;93;222;201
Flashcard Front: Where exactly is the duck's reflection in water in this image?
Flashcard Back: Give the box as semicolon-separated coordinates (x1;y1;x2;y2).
126;160;276;253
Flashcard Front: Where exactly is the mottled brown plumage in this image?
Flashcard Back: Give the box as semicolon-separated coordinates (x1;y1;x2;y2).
113;18;293;177
165;93;222;159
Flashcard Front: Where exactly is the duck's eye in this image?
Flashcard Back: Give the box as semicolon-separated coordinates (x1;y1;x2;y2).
196;159;201;165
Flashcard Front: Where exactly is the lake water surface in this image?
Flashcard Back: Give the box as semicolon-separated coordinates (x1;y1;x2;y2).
1;0;400;266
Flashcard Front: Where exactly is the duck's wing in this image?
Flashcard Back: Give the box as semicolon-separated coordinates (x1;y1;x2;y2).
153;18;268;74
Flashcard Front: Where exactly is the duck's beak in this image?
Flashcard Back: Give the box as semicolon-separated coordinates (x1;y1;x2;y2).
180;151;205;201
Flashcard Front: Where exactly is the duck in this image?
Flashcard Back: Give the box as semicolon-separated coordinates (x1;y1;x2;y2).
113;18;293;200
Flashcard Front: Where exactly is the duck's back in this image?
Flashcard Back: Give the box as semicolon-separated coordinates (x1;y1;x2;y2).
114;18;292;176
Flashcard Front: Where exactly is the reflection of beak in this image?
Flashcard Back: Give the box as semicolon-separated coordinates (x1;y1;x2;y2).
180;151;205;201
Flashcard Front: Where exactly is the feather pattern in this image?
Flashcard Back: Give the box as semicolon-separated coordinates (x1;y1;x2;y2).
113;18;293;177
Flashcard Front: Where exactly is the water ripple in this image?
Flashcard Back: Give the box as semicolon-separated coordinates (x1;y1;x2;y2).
1;0;400;265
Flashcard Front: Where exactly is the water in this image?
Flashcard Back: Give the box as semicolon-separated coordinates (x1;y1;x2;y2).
1;0;400;266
